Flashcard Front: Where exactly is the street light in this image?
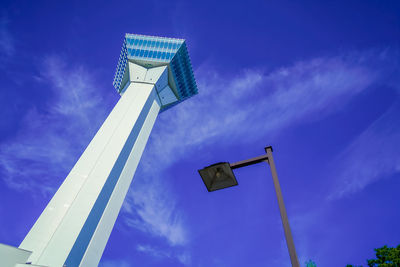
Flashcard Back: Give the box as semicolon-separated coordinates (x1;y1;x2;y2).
198;146;300;267
198;162;238;192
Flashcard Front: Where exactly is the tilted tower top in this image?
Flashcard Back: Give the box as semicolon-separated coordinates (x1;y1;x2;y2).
113;34;198;111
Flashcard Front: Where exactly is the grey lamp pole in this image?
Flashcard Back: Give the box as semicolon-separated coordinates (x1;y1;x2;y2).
264;146;300;267
198;146;300;267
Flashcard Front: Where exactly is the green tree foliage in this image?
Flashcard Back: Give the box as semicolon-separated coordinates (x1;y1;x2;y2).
367;245;400;267
347;244;400;267
305;259;317;267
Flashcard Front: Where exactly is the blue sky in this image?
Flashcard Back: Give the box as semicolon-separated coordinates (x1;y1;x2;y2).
0;0;399;266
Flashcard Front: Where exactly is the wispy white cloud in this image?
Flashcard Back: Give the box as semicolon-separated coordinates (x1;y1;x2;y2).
0;56;109;196
122;179;187;246
119;48;399;263
140;48;399;170
136;244;191;265
137;244;169;258
328;102;400;199
0;15;15;57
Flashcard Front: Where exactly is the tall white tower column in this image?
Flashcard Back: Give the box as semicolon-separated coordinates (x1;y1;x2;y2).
1;33;198;267
19;63;174;267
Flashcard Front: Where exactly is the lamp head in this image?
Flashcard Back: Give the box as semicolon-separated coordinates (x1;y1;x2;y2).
198;162;238;192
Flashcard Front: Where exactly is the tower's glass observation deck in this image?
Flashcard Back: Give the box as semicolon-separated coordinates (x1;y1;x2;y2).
113;34;198;111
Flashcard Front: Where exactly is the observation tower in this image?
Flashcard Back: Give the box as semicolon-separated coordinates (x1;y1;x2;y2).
0;34;197;267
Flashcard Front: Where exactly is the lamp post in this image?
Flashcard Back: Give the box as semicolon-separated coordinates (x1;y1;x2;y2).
198;146;300;267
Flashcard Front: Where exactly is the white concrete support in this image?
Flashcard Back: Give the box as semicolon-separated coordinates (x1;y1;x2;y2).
0;243;32;267
18;63;172;267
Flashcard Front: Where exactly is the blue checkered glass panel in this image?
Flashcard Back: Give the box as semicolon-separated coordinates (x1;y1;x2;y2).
113;34;198;111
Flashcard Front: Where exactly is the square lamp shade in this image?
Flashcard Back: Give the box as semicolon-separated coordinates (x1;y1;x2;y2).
198;162;238;192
